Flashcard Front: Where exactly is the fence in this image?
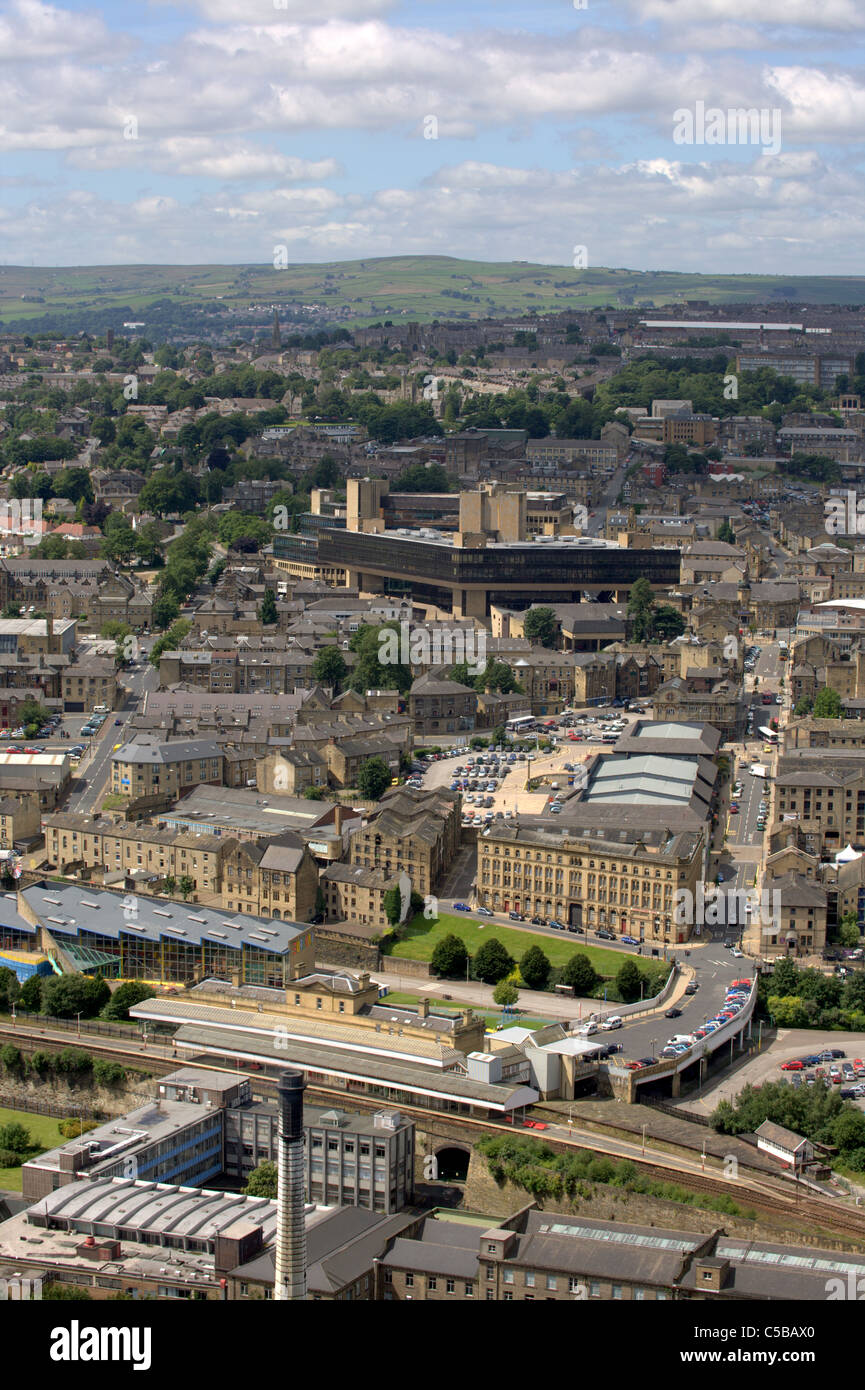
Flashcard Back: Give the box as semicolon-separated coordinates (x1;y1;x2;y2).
0;1091;104;1121
0;1010;174;1041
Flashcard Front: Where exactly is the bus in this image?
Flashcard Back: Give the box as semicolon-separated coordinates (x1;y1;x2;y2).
506;716;535;734
778;640;789;661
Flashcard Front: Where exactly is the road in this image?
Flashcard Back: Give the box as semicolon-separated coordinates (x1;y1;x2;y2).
63;657;158;815
585;456;631;536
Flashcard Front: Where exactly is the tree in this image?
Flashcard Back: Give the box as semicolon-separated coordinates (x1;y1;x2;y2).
652;605;686;640
0;965;18;1013
163;875;177;895
104;982;154;1023
259;588;277;625
19;974;43;1011
151;592;180;630
842;971;865;1013
616;958;642;1003
769;955;801;996
627;577;655;643
245;1160;278;1198
0;1120;31;1153
383;885;403;927
93;1059;127;1087
493;979;519;1006
519;945;551;991
311;646;347;691
717;520;736;544
473;937;515;984
561;953;598;995
178;875;195;901
356;756;392;800
794;695;814;717
41;973;109;1019
523;607;558;648
430;934;469;978
0;1043;23;1076
839;912;861;949
813;687;842;719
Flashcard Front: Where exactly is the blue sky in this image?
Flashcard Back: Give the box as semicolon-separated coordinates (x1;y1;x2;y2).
0;0;863;272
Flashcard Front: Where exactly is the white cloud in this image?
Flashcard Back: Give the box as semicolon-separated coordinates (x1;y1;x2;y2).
633;0;865;29
4;151;862;275
0;0;119;60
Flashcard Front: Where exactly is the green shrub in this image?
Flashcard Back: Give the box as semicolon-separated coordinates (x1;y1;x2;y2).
58;1118;100;1139
0;1148;22;1168
0;1120;31;1153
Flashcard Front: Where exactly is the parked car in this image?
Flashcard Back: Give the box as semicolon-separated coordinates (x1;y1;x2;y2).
595;929;616;940
781;1060;804;1071
453;902;470;912
476;905;494;917
509;911;525;921
621;935;640;946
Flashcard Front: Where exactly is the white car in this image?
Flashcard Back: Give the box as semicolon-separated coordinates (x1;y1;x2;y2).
731;948;744;958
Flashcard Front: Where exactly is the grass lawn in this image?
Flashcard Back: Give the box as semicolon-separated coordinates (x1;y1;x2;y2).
379;990;553;1032
0;1106;67;1192
384;911;631;975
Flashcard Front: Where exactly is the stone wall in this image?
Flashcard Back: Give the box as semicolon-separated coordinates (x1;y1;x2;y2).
315;929;381;972
459;1150;865;1253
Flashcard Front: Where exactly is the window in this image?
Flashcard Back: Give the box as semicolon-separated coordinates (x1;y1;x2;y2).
464;1282;473;1297
446;1279;455;1294
428;1276;437;1291
504;1291;513;1301
612;1284;623;1300
405;1272;414;1287
503;1269;514;1285
525;1271;535;1288
546;1275;557;1291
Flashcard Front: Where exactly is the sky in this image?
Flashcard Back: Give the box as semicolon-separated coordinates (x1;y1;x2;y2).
0;0;863;272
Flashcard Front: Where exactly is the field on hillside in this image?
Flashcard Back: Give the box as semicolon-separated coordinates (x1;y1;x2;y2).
0;1106;67;1192
3;256;865;331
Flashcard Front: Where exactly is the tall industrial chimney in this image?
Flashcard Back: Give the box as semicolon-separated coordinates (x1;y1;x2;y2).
273;1068;307;1301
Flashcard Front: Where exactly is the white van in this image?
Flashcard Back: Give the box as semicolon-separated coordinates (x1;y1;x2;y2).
601;1016;623;1030
577;1021;598;1036
672;1034;695;1045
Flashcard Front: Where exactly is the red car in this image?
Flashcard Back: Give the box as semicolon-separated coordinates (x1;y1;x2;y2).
781;1060;804;1071
732;979;752;988
624;1061;644;1070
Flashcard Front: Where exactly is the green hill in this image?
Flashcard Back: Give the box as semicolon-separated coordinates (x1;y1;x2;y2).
2;255;864;332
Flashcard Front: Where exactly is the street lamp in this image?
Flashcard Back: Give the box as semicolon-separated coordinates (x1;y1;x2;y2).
74;1011;82;1038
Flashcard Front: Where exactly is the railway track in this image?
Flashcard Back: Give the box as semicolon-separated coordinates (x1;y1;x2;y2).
7;1023;865;1241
